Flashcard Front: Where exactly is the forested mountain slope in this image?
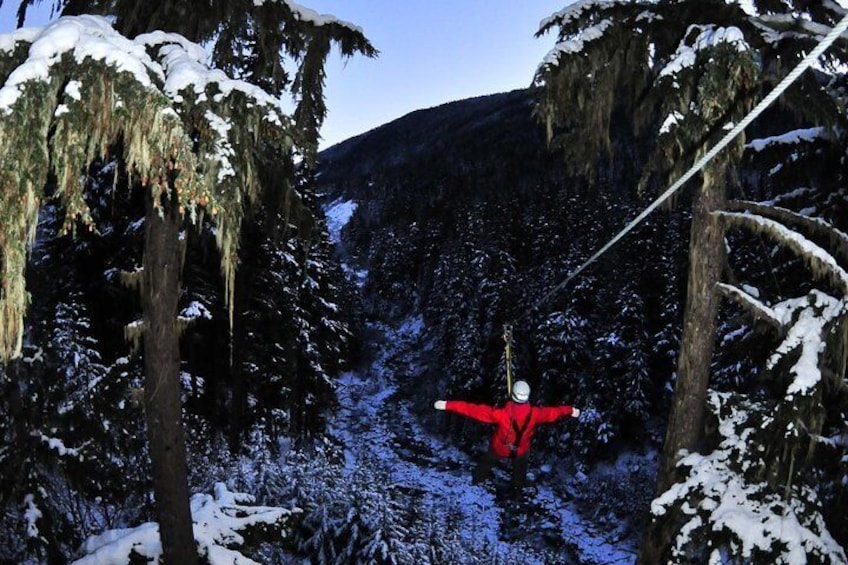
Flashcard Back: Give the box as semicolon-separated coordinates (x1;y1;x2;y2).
316;64;848;561
317;87;687;455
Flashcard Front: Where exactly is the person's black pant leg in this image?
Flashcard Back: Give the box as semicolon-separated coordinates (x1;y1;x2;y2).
473;450;498;484
510;454;528;491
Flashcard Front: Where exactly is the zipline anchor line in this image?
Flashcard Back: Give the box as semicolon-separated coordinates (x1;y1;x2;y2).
513;12;848;327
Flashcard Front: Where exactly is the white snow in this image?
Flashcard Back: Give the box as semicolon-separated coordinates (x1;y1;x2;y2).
538;0;658;33
37;433;88;458
659;110;685;135
204;110;236;182
323;198;357;244
0;17;152;113
0;16;286;128
538;19;613;69
730;0;758;17
24;494;42;538
652;392;847;563
716;282;781;327
136;32;284;125
73;483;299;565
719;211;848;294
254;0;365;34
64;79;82;100
0;16;163;116
180;300;212;321
0;26;40;53
745;127;826;152
659;25;749;80
768;291;846;397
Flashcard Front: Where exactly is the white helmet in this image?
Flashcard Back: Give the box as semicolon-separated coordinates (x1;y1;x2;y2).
511;380;530;403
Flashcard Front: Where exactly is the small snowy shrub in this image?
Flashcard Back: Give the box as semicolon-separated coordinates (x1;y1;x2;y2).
73;483;299;565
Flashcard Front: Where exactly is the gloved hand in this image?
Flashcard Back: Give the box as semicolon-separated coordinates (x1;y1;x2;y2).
434;400;447;410
572;408;581;418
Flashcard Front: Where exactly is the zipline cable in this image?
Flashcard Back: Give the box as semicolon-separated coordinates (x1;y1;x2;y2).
512;12;848;326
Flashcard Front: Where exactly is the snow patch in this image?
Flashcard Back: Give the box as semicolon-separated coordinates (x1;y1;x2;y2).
73;483;299;565
768;291;846;397
256;0;365;34
323;198;357;244
745;127;826;152
659;110;684;135
659;25;749;79
180;300;212;321
24;494;42;538
0;15;158;114
204;110;236;182
64;79;82;100
652;392;846;563
538;19;613;69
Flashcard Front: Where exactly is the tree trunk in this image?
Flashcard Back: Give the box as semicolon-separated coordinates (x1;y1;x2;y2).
141;195;197;565
639;171;725;564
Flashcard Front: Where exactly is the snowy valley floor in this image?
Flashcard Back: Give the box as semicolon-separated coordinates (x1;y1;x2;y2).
324;315;644;564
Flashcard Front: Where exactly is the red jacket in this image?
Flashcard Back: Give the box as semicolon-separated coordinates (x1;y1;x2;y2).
445;400;574;458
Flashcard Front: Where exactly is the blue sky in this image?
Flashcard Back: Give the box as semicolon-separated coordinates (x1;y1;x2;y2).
0;0;572;148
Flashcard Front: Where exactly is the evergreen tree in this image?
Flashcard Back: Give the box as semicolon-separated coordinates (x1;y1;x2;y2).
534;0;848;559
0;5;373;561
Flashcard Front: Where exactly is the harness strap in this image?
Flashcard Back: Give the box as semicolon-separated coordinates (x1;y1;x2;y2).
503;324;513;396
510;410;533;459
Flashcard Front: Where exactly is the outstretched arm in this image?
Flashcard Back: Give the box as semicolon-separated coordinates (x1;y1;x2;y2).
434;400;499;424
534;405;579;424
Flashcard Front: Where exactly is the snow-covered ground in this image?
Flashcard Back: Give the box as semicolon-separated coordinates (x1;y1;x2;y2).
326;312;639;563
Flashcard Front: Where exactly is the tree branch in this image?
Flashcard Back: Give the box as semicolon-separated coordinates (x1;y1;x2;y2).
716;282;784;330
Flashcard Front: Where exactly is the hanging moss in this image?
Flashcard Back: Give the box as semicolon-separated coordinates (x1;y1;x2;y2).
0;17;294;362
534;5;654;180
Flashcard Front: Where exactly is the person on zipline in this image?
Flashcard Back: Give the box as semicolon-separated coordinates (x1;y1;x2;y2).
434;380;580;493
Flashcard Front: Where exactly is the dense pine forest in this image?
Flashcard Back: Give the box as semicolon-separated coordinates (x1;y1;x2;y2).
1;0;848;563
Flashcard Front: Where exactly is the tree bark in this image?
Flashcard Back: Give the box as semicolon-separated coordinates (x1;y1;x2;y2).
658;170;725;489
639;171;725;564
141;195;197;565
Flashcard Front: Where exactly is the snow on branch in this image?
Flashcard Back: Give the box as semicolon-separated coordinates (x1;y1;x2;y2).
652;391;847;563
73;483;301;565
135;30;285;121
767;290;846;398
718;211;848;295
0;16;157;114
727;200;848;267
716;282;783;329
537;0;658;37
272;0;365;34
537;19;613;70
744;127;827;152
657;25;751;80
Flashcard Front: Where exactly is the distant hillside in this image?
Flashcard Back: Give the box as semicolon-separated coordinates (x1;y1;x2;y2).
316;89;558;200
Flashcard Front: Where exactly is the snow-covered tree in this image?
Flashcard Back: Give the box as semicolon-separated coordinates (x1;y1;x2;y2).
0;5;373;562
535;0;848;560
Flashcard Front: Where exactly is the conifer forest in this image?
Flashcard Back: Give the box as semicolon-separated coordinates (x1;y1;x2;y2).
1;0;847;563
